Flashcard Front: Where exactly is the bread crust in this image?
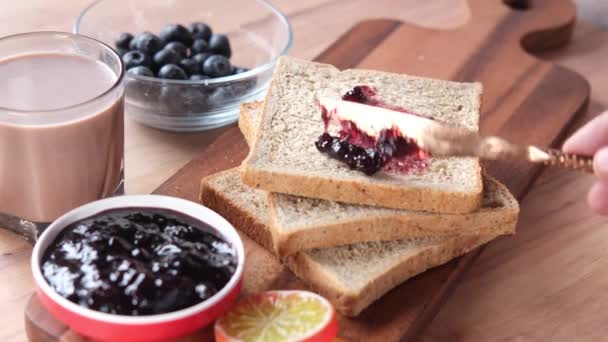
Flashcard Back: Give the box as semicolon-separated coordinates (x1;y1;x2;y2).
269;202;517;258
242;166;482;214
238;102;262;148
200;170;275;252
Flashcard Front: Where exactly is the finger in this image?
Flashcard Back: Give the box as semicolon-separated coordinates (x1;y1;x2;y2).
563;111;608;155
594;147;608;182
588;181;608;216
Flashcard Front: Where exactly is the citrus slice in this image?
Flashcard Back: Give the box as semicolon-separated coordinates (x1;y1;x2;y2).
215;290;338;342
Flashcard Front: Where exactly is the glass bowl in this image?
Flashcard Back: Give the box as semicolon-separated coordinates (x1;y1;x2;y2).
75;0;292;132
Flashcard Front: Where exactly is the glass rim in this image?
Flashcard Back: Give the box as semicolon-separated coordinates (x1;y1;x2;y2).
0;31;125;115
73;0;293;86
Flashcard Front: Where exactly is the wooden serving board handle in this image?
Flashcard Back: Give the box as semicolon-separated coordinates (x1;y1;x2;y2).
25;0;590;341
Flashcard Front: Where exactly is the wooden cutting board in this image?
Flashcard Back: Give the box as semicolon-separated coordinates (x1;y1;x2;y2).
25;0;590;341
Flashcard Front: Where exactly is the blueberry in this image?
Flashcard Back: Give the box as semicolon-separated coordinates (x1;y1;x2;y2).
191;39;209;55
116;48;129;58
126;77;160;105
192;53;211;65
189;22;212;41
115;32;134;50
133;32;163;55
160;85;210;113
208;34;231;58
158;64;188;80
208;81;256;103
122;51;152;69
342;86;373;103
129;37;138;50
164;41;188;58
190;74;210;81
202;55;232;78
127;66;154;77
159;24;193;46
179;58;201;76
154;48;182;68
232;66;250;74
315;133;334;153
207;86;232;104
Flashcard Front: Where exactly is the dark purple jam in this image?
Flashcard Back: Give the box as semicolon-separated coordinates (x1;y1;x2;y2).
315;133;386;175
41;208;237;316
315;86;430;175
341;85;431;117
341;85;377;104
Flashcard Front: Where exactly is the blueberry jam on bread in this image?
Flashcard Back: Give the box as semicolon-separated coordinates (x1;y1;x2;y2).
341;85;434;118
316;85;430;175
242;56;483;213
315;133;386;175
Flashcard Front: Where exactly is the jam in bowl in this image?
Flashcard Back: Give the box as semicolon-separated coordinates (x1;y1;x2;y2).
31;195;245;342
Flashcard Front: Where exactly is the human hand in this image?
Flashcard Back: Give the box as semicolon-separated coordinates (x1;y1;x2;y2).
563;111;608;215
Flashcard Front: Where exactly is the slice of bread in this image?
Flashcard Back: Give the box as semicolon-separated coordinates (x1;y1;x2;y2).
201;168;274;252
238;101;262;148
200;169;511;316
240;101;518;256
269;176;516;256
287;233;501;317
241;56;483;214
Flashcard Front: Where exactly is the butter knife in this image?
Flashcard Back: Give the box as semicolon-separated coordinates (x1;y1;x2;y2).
319;97;594;173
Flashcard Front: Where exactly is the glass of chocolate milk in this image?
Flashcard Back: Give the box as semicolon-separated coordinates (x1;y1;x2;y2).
0;32;125;239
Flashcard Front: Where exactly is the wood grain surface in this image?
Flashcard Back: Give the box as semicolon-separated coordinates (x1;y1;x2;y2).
1;1;607;341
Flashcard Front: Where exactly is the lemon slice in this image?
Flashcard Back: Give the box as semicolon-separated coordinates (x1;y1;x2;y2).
215;290;338;342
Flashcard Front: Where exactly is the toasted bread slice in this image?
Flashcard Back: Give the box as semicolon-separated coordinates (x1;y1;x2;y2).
201;169;511;316
287;232;501;317
241;56;483;214
238;101;262;149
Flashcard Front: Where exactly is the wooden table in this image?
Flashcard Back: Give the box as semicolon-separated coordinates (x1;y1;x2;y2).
1;1;607;341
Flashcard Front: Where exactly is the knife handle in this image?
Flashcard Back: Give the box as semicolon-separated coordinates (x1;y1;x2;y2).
541;148;594;173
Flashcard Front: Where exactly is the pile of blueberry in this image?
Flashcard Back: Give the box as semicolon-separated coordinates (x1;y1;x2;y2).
116;23;247;80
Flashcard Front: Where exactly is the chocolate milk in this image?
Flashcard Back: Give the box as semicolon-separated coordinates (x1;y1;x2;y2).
0;53;124;223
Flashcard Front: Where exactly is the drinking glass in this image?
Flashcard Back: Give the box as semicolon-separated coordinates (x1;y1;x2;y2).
0;32;125;240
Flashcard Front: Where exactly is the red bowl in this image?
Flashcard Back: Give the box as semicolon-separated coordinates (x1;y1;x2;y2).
31;195;245;342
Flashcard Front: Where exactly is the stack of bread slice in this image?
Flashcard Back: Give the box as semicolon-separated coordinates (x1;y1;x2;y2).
200;56;519;317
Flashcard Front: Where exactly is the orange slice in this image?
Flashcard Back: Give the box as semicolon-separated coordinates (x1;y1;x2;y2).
215;290;338;342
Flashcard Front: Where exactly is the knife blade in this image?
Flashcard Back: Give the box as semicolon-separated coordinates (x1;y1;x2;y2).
318;97;593;173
